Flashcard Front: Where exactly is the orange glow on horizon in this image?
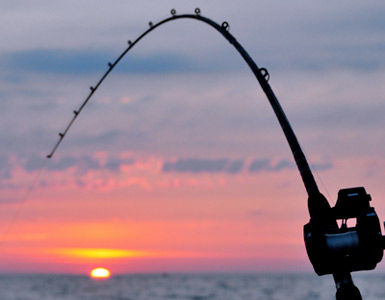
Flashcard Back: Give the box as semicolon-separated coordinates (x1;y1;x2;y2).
90;267;111;278
52;248;151;259
49;247;230;261
0;150;320;273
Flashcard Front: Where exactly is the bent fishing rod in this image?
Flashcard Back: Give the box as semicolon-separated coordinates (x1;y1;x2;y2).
47;8;385;300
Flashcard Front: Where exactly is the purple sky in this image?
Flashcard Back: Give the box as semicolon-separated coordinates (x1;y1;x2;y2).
1;0;385;274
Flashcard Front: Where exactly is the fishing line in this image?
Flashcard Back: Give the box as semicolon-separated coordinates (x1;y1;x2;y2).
4;9;369;298
41;9;378;297
0;158;48;247
302;148;334;205
311;161;334;205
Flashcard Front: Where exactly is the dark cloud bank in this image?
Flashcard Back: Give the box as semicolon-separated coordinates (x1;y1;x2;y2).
162;157;332;174
0;155;333;188
162;158;244;174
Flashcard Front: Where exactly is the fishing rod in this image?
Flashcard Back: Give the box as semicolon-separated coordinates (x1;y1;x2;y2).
47;8;385;299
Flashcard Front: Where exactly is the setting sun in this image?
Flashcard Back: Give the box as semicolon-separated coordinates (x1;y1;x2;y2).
90;267;111;279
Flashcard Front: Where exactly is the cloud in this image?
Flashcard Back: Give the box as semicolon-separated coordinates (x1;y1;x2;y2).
162;158;244;174
2;1;385;79
0;49;107;74
227;160;244;174
310;161;333;172
0;154;12;180
47;156;100;172
248;158;295;173
0;152;143;194
104;157;131;172
162;157;333;175
0;49;241;76
69;130;123;148
247;159;270;173
248;158;333;173
245;209;265;218
21;153;135;174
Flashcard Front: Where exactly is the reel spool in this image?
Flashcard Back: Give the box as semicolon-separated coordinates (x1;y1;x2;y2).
304;187;385;275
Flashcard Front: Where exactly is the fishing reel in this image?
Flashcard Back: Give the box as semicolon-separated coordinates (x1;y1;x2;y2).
304;187;385;276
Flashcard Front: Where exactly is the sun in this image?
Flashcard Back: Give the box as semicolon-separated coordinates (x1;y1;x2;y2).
90;267;111;279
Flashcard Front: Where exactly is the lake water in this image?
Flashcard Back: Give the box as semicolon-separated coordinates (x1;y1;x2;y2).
0;272;384;300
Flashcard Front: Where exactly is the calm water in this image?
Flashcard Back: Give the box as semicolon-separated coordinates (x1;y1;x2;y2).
0;272;384;300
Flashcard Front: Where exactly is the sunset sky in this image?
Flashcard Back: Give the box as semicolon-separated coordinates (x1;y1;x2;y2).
1;1;385;275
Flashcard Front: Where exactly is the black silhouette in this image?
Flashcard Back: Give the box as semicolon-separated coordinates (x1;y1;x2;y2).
47;9;385;299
